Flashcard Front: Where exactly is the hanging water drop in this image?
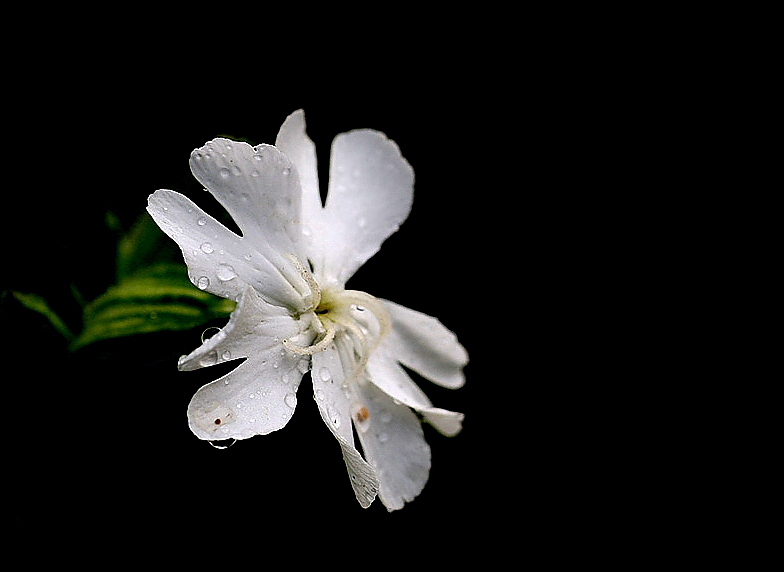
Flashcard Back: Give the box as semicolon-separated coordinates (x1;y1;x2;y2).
217;264;236;281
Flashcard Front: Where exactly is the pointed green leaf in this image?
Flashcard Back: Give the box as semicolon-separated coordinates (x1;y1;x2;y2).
11;291;75;341
116;212;180;281
71;263;236;350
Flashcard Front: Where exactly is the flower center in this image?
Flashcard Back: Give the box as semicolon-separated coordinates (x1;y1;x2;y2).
282;256;391;363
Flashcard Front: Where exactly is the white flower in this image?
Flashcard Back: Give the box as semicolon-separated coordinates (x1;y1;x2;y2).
146;110;468;511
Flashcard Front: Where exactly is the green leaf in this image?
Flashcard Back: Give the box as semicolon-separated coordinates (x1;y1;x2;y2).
11;291;75;341
116;211;180;281
71;263;236;351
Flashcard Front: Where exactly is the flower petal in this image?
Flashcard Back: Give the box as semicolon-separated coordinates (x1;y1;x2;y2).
353;381;431;511
178;287;309;372
275;110;327;272
314;129;414;287
147;189;307;310
366;347;464;437
190;138;306;260
186;311;311;440
311;340;379;508
383;299;468;389
275;110;322;223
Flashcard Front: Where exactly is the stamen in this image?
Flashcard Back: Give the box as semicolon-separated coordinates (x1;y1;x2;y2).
288;254;321;312
283;322;336;356
331;291;393;384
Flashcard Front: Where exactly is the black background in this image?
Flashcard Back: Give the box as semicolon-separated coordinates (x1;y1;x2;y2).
4;90;515;549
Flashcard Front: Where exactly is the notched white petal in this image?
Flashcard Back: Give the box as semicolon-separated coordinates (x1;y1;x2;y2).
189;138;305;258
311;342;379;508
187;348;309;441
420;407;464;437
146;189;306;310
318;129;414;286
366;348;465;438
178;287;298;371
275;109;321;211
383;299;469;389
353;383;431;512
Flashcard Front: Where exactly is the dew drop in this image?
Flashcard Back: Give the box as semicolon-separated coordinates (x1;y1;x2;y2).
208;439;236;449
216;264;236;281
222;350;231;360
284;393;297;408
315;389;325;401
380;410;393;424
200;242;214;254
196;276;210;290
296;358;310;374
378;432;389;443
197;217;207;226
231;165;241;176
219;167;231;179
320;367;332;382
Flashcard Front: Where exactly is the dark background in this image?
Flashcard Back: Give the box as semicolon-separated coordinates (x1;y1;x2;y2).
4;92;514;546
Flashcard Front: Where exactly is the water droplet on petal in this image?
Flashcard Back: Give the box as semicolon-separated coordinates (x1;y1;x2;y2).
219;167;231;179
197;217;207;226
200;242;214;253
196;276;210;290
320;367;332;382
377;432;389;443
216;264;236;281
315;389;325;401
222;350;231;360
284;393;297;408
